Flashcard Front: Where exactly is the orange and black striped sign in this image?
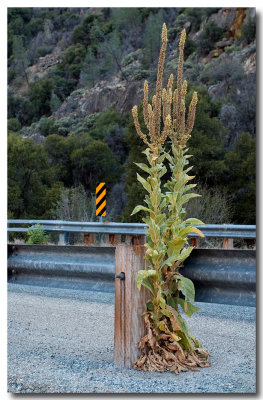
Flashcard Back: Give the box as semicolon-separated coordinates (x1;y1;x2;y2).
96;182;106;216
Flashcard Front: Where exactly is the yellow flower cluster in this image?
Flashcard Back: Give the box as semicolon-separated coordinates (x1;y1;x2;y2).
132;24;198;152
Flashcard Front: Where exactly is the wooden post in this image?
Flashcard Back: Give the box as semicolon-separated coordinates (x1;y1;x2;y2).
223;237;234;249
190;237;200;248
109;234;122;246
114;243;150;368
58;232;65;245
84;233;97;246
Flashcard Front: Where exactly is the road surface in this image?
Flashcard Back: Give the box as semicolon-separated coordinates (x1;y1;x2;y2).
8;279;256;393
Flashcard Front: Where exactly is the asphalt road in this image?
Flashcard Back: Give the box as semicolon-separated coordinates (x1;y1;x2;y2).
8;280;256;393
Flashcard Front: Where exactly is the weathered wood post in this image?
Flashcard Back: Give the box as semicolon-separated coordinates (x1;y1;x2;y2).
114;235;150;368
84;233;97;246
222;237;234;249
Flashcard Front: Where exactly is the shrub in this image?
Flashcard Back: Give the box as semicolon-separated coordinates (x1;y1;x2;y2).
37;117;58;136
8;118;21;132
197;21;224;56
35;45;52;58
240;17;256;44
26;223;50;244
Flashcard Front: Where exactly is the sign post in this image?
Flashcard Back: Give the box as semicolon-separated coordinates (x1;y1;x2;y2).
96;182;106;221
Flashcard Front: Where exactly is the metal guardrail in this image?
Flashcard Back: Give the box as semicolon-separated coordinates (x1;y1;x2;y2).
8;244;256;307
7;219;256;238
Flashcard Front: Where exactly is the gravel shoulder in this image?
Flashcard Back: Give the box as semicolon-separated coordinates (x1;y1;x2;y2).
8;281;256;393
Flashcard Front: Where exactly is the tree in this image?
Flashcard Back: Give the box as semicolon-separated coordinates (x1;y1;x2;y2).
28;78;54;120
70;140;118;191
79;47;100;87
44;134;73;186
98;30;128;81
197;21;224;55
12;35;30;84
60;43;86;80
8;133;61;218
142;10;164;68
224;132;255;224
50;90;62;113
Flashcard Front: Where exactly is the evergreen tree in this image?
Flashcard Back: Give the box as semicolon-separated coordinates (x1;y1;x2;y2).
12;35;30;84
142;10;164;68
50;90;62;113
80;47;100;87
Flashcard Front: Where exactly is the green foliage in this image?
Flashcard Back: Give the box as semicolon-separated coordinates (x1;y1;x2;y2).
8;93;33;126
50;91;62;113
37;116;58;136
182;8;219;31
142;10;164;68
52;185;97;222
72;14;103;46
88;108;124;140
28;78;54;121
224;132;255;224
240;17;256;44
133;146;204;352
187;85;227;186
70;140;118;191
80;47;100;87
8;118;21;132
197;21;224;55
200;56;244;89
184;37;196;60
35;45;52;58
47;66;75;99
60;43;86;79
185;184;233;224
8;133;61;218
26;223;50;244
12;35;30;84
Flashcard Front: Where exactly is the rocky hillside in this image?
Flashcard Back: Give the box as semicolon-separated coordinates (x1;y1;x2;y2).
8;7;256;224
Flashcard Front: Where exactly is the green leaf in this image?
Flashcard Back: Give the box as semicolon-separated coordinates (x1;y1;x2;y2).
179;226;205;238
177;246;194;262
131;204;151;216
137;173;151;193
147;218;160;243
134;162;151;174
167;237;186;256
176;298;200;317
179;193;201;207
135;269;156;293
184;218;205;225
160;308;171;318
160;254;179;268
160;296;166;309
176;275;195;303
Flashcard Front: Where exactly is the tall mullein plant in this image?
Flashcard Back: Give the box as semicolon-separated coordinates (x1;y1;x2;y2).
131;25;210;374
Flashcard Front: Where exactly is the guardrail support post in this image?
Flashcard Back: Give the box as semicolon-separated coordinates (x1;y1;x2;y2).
114;241;150;368
58;232;66;245
84;233;97;246
223;238;234;249
190;237;200;248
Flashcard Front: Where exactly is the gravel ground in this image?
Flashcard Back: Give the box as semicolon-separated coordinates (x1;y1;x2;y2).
8;280;256;394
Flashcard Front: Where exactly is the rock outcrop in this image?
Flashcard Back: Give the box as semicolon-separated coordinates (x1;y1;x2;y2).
54;78;144;119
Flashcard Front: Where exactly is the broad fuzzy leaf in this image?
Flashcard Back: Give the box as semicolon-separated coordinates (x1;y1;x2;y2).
184;218;205;225
131;204;152;216
179;226;205;238
137;173;151;193
134;162;151;174
176;298;200;317
135;269;156;293
176;275;195;303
